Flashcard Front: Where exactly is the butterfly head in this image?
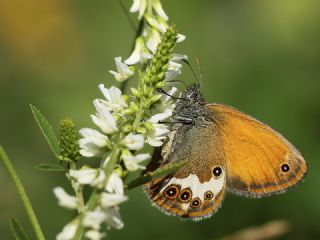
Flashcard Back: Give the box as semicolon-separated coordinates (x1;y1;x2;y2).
173;84;210;125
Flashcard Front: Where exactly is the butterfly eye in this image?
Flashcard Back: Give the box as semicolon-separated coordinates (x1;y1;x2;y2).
190;198;202;208
164;185;180;199
213;166;223;178
280;162;291;173
204;191;214;200
179;188;192;202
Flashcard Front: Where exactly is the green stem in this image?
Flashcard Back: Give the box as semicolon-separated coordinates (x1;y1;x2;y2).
69;161;85;213
120;18;145;93
72;148;122;240
0;145;46;240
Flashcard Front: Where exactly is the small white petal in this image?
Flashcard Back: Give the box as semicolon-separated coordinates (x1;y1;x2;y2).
109;57;134;82
98;84;127;111
79;128;109;157
92;100;117;134
69;168;98;185
152;0;169;21
149;109;172;123
125;37;151;65
83;209;106;230
101;192;128;208
146;137;164;147
146;28;161;53
105;207;124;230
85;230;106;240
147;123;170;147
165;69;182;81
130;0;147;19
91;170;106;189
123;133;144;150
105;172;124;195
171;53;188;61
53;187;78;209
145;14;168;33
57;222;78;240
122;152;150;171
129;0;140;12
176;34;186;42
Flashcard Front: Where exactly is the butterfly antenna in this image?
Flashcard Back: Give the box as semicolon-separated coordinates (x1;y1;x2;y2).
182;59;201;85
166;79;188;89
157;88;187;101
195;58;203;86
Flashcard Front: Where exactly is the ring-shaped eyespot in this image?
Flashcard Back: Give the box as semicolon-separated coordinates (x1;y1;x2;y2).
212;166;223;178
178;188;192;203
204;191;214;201
190;198;202;208
164;184;180;199
280;162;291;173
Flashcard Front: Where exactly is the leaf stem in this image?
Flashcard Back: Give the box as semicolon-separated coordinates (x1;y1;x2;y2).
0;145;46;240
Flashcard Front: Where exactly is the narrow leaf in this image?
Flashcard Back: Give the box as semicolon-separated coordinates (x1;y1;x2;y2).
36;163;65;172
9;217;30;240
126;160;187;190
30;104;60;158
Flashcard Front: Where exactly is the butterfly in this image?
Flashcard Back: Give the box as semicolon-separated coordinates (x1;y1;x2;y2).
144;84;307;220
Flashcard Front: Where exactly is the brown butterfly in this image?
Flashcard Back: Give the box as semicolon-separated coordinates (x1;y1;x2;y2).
144;84;307;220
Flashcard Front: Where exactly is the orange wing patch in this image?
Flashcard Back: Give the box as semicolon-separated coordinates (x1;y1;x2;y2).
207;104;307;197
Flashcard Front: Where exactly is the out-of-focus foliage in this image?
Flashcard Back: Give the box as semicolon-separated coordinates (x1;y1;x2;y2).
0;0;319;239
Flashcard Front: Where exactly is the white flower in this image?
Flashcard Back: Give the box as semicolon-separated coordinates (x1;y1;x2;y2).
69;168;106;188
98;84;128;112
101;192;128;208
85;230;106;240
165;54;188;81
145;14;168;33
176;34;186;42
146;28;162;53
57;221;78;240
125;37;152;65
105;172;124;195
147;123;170;147
130;0;168;21
130;0;147;19
149;108;173;123
122;150;150;171
83;209;106;230
101;172;128;208
152;0;168;21
109;57;134;82
53;187;78;209
91;100;118;134
79;128;109;157
105;207;124;230
123;133;144;150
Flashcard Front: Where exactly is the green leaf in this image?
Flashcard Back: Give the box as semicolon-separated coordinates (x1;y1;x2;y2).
30;104;60;159
36;163;65;172
126;160;187;190
9;217;31;240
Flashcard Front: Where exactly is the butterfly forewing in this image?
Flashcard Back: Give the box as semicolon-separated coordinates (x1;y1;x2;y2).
208;104;307;197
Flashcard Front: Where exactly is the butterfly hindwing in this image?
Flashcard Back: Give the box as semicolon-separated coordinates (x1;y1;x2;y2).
144;122;227;220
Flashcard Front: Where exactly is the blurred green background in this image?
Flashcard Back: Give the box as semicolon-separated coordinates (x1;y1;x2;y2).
1;0;320;239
